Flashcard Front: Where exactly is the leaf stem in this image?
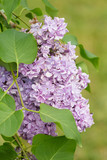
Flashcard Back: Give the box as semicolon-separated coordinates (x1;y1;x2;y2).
22;107;40;113
15;79;39;113
12;12;30;28
16;65;19;78
14;134;29;160
15;79;25;108
0;81;15;101
11;70;39;113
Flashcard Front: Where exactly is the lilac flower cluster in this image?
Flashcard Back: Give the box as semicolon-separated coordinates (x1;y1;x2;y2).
0;15;94;144
0;67;56;144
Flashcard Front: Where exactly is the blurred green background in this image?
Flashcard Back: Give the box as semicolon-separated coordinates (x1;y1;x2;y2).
28;1;107;159
1;0;107;159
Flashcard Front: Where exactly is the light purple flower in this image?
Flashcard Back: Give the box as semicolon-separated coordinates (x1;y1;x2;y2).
0;15;94;145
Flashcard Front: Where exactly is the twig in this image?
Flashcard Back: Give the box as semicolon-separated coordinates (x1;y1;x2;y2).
12;12;30;28
14;134;29;160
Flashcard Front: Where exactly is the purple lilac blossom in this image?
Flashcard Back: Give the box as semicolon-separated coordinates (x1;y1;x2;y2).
0;67;56;144
0;15;94;144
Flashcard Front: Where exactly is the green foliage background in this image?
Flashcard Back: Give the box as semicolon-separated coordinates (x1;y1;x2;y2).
0;0;107;159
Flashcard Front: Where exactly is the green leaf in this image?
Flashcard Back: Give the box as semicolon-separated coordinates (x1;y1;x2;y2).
42;0;58;18
25;12;33;19
0;88;16;108
0;59;17;71
0;29;37;70
76;61;91;92
79;44;99;70
1;0;21;22
0;89;24;137
0;142;17;160
62;34;78;45
32;134;76;160
76;61;89;74
0;102;24;137
31;8;43;16
39;103;81;146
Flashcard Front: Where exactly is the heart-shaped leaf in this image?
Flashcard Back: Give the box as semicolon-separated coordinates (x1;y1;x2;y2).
0;102;24;137
32;134;76;160
0;29;37;71
39;103;81;146
0;89;24;137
